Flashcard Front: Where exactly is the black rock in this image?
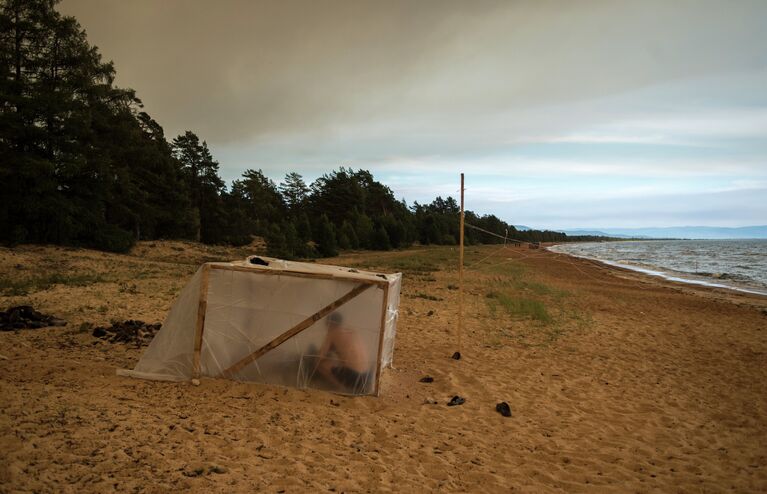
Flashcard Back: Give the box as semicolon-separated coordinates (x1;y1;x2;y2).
451;351;461;360
419;376;434;383
91;320;161;346
447;395;465;406
495;402;512;417
0;305;66;330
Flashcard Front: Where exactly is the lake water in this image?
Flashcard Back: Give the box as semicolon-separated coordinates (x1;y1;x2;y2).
549;239;767;296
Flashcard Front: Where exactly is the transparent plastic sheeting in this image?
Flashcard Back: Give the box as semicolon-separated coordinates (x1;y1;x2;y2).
118;259;402;396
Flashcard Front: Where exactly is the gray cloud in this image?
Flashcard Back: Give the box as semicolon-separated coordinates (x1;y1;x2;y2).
60;0;767;144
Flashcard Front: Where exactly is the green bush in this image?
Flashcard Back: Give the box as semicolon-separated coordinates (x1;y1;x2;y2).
86;224;135;253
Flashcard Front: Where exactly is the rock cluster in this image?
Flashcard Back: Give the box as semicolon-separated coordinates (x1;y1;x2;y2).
0;306;66;331
92;320;161;346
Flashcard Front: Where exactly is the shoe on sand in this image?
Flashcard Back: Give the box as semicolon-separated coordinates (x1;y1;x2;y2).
495;402;512;417
447;396;465;406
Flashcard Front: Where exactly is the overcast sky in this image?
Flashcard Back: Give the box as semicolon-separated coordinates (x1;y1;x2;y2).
59;0;767;229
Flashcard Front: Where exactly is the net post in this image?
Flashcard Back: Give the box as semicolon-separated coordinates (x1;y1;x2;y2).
458;173;465;354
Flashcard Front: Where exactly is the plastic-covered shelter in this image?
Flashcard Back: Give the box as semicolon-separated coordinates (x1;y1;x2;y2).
118;256;402;396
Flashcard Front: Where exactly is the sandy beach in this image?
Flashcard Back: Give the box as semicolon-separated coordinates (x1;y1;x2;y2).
1;242;766;493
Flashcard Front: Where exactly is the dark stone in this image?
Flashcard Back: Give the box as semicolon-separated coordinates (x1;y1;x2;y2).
0;305;66;330
419;376;434;383
447;396;465;406
90;320;161;346
451;351;461;360
8;310;22;323
249;257;269;266
495;402;512;417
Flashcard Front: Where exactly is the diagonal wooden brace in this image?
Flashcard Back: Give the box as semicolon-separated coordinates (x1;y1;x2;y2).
221;283;373;378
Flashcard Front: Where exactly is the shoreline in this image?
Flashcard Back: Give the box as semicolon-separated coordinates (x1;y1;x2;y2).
548;243;767;299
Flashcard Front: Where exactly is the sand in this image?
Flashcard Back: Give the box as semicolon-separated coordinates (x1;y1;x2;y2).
1;241;766;493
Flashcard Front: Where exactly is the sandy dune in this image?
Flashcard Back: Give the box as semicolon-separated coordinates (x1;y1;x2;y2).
1;242;766;492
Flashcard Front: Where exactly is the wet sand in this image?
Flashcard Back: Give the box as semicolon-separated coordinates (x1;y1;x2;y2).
1;242;765;492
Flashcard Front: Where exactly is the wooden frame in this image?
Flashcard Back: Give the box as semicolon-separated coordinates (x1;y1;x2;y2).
220;282;374;378
192;261;395;395
374;284;390;396
192;264;211;378
208;263;388;286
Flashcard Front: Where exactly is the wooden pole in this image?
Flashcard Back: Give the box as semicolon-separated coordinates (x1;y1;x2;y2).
458;173;465;353
192;264;211;378
374;283;390;396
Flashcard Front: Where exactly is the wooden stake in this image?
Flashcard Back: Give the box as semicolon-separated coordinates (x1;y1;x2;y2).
458;173;465;353
221;283;372;378
374;283;390;396
192;264;211;378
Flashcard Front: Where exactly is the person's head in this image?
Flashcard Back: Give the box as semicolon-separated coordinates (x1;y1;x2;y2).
327;312;343;330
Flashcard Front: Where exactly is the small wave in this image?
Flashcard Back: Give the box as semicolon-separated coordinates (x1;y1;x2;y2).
690;271;755;283
549;242;767;296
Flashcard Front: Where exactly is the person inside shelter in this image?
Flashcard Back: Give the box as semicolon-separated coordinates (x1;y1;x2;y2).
314;312;373;392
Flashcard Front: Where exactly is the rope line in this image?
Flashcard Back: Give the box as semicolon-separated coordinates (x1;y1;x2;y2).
464;222;534;246
462;221;612;284
465;243;509;269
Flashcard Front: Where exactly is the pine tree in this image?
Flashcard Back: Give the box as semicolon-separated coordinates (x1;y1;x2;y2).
317;214;338;257
339;220;359;249
353;210;374;249
283;221;301;259
171;131;226;243
279;172;309;214
265;223;288;258
372;225;392;250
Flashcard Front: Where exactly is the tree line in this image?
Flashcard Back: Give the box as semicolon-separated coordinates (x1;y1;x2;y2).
0;0;603;258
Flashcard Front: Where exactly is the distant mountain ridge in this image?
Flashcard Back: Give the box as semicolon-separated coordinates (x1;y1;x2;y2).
558;225;767;240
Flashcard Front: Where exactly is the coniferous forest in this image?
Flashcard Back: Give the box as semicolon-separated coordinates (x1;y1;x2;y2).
0;0;596;258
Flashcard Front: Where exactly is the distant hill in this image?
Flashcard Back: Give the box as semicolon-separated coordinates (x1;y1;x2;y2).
559;229;637;238
559;226;767;240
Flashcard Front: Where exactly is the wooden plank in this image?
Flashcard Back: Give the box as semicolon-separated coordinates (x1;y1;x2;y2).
221;283;372;378
209;263;387;286
192;264;211;378
374;283;390;396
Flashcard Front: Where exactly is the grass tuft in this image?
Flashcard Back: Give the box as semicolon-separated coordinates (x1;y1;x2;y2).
494;293;552;323
0;272;108;296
